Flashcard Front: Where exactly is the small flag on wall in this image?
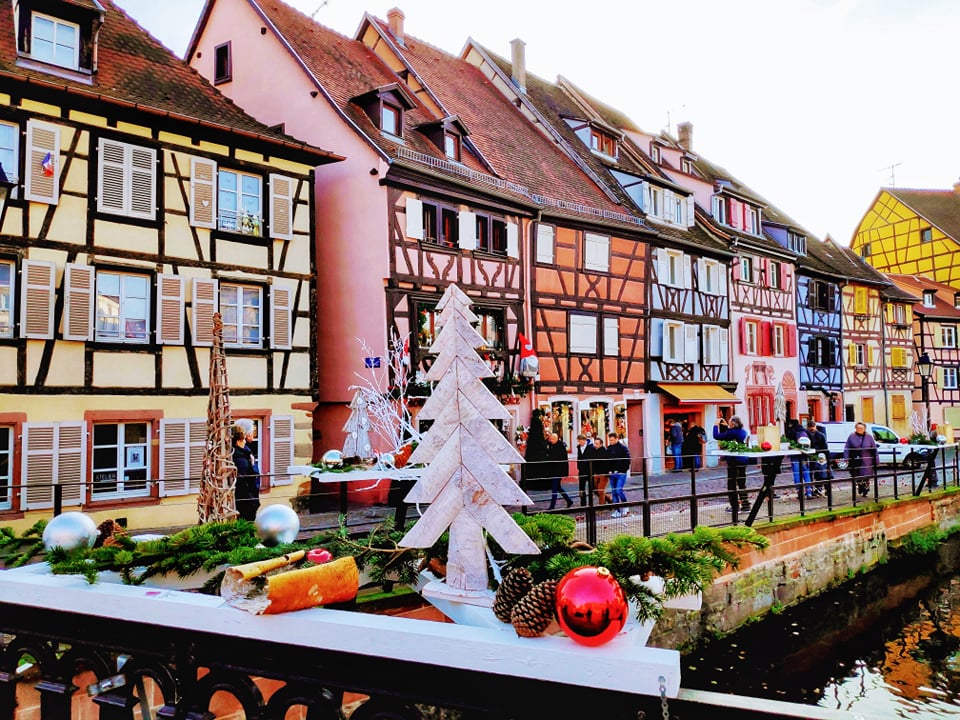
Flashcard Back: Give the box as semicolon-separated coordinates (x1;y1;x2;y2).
40;152;54;177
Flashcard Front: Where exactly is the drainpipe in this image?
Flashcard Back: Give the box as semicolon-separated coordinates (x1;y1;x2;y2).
881;297;890;428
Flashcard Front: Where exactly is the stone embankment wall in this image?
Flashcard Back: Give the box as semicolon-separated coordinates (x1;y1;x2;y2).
651;491;960;650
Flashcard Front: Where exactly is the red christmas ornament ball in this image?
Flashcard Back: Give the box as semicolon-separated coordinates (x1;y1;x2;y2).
555;566;628;646
760;441;772;451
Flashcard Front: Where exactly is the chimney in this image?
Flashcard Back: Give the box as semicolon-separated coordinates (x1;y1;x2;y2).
387;7;405;47
677;122;693;151
510;38;526;94
953;177;960;195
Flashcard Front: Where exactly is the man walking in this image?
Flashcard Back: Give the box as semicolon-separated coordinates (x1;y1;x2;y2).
606;432;631;517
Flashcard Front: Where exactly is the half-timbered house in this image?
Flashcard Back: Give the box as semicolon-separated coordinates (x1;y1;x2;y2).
189;3;654;460
0;0;341;532
886;273;960;433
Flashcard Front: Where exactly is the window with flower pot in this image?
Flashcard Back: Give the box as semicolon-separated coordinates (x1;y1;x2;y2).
92;422;151;499
218;169;262;236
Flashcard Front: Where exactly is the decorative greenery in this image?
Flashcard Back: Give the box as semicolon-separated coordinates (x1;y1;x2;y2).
909;432;938;446
717;440;765;453
0;520;47;568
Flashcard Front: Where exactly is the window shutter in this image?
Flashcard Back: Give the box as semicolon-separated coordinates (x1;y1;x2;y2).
159;418;205;496
686;195;696;227
780;263;788;290
732;256;742;282
867;345;874;367
718;263;728;296
191;277;219;347
130;145;157;219
664;189;674;220
98;138;126;215
20;259;55;339
656;249;667;283
24;120;60;204
643;183;652;213
189;156;217;228
649;317;663;357
696;258;705;290
739;317;748;353
759;320;772;356
458;210;477;251
270;281;293;350
63;263;94;341
847;343;857;366
719;328;729;367
535;224;555;264
156;273;185;345
506;222;519;259
22;422;86;510
603;316;619;356
892;394;906;419
906;306;913;325
786;325;797;356
682;254;692;289
683;323;698;363
270;414;295;486
729;199;741;229
405;198;424;240
854;288;867;315
269;174;294;240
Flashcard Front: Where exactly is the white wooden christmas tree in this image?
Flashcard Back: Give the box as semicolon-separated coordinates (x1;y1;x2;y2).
401;284;539;593
342;389;374;459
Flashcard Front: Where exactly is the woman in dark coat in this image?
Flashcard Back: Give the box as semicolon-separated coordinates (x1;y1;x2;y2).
844;421;877;497
233;423;261;521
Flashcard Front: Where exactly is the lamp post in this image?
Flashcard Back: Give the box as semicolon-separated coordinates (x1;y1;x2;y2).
918;351;933;430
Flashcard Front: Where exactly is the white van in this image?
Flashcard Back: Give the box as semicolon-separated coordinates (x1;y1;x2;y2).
816;421;933;469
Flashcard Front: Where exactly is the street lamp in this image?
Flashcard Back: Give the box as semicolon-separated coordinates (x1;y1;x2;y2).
918;351;933;429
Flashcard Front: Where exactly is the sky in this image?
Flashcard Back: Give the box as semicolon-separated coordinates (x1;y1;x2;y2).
114;0;960;245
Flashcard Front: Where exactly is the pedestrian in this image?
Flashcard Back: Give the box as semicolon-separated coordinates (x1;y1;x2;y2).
588;435;610;504
606;432;631;517
668;420;684;471
232;420;261;521
575;434;591;506
713;415;750;514
682;422;707;472
785;418;813;498
806;420;829;496
844;421;877;497
546;432;573;509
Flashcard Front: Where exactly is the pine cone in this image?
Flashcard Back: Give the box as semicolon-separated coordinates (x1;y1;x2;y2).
511;579;558;637
493;567;534;623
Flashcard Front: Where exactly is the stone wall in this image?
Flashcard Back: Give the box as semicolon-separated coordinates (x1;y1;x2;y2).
650;491;960;650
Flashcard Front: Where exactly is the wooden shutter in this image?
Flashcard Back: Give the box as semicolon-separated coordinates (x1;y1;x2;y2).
906;306;913;325
535;223;554;264
739;317;748;354
867;345;874;367
405;198;423;240
22;422;86;510
884;304;894;324
20;259;55;339
506;222;519;259
683;323;698;363
892;394;906;419
129;145;156;219
24;120;60;204
270;415;295;486
269;174;294;240
159;418;205;496
847;343;857;366
156;273;185;345
682;254;692;289
732;256;742;282
98;138;126;215
718;263;728;296
190;156;217;228
63;263;94;341
729;199;741;229
780;263;788;290
649;317;663;357
191;277;218;347
759;320;772;356
686;195;696;227
458;210;477;251
786;325;797;357
655;249;667;283
891;347;906;368
719;328;729;368
270;281;293;350
854;287;867;315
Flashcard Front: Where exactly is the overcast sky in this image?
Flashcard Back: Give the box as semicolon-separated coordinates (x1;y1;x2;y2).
115;0;960;245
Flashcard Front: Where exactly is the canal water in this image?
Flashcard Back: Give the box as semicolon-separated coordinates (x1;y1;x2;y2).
681;535;960;717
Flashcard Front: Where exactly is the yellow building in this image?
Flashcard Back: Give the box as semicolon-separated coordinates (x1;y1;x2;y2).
0;0;341;532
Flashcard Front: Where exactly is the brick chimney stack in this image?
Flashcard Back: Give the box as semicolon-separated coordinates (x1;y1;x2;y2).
387;8;405;47
510;38;526;94
678;122;693;151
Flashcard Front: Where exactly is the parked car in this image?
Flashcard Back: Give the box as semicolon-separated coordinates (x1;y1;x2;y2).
817;421;933;469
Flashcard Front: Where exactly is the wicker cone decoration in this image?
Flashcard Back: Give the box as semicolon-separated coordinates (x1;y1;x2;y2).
493;567;534;623
511;579;559;638
198;312;237;524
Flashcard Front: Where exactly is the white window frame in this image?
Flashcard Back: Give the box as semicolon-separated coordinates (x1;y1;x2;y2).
91;421;152;500
569;313;597;354
650;187;662;218
773;324;786;357
700;258;724;295
673;196;684;225
381;102;401;137
220;282;263;348
0;426;10;511
663;249;684;288
97;139;157;220
744;320;759;355
768;260;781;289
0;120;19;191
854;343;866;367
535;223;555;264
0;259;14;338
31;12;80;70
740;256;754;284
703;325;722;365
924;290;936;308
943;326;957;349
745;207;758;234
663;320;684;364
603;317;619;356
944;367;958;390
218;168;262;236
95;270;150;344
712;195;726;225
583;232;610;273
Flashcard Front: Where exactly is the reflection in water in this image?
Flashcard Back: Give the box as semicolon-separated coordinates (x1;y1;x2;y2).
682;536;960;717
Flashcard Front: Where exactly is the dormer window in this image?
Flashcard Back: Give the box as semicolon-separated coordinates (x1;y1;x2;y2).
711;195;726;225
15;0;100;76
381;103;401;137
443;132;461;161
681;158;693;174
352;83;417;140
650;144;661;163
788;231;807;256
32;13;79;69
590;129;617;158
954;292;960;309
921;227;933;243
924;290;936;307
416;115;470;162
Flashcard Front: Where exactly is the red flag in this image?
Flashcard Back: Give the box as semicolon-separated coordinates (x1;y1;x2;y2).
518;332;536;359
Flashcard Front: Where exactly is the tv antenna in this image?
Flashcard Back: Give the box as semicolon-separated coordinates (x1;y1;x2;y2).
310;0;328;18
878;161;902;187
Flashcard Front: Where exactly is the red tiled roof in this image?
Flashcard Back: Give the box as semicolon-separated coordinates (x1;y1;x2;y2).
0;0;340;162
886;273;960;319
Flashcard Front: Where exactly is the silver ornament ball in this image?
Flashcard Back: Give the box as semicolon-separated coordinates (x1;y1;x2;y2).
321;449;344;469
255;504;300;545
43;512;99;551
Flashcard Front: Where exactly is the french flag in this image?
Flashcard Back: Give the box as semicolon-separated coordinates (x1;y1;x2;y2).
41;152;54;177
